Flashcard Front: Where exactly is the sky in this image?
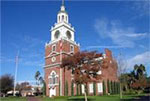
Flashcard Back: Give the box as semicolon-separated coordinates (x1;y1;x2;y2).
1;0;150;84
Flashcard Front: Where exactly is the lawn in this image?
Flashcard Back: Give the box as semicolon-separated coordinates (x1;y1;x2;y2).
0;94;149;101
0;96;27;101
40;95;147;101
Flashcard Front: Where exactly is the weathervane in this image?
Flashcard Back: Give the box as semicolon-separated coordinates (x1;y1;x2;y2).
62;0;64;6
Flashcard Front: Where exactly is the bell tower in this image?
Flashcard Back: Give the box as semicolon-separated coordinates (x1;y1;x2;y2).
44;0;80;97
51;4;75;42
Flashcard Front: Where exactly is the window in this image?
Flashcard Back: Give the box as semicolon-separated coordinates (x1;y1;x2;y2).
59;16;60;22
82;84;85;94
97;83;103;93
54;30;60;39
89;83;93;93
70;45;74;52
66;16;67;21
52;44;56;52
49;71;57;85
52;72;56;84
62;15;64;21
66;31;72;39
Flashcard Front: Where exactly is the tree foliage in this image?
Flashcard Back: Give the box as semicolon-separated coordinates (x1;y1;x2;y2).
0;74;14;94
34;71;44;95
61;51;105;84
120;64;148;93
103;81;106;95
16;82;31;92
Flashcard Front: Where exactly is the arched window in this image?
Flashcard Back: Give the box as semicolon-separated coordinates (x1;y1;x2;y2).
62;15;64;21
66;16;67;22
59;16;60;22
52;72;56;84
66;31;72;39
49;71;58;85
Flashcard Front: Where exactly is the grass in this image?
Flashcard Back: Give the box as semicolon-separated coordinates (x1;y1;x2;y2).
0;96;27;101
40;94;147;101
0;94;148;101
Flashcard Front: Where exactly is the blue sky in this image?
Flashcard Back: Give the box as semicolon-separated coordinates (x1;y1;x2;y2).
1;0;150;84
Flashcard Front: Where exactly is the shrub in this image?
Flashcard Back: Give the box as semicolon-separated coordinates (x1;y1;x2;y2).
71;82;74;96
103;81;106;95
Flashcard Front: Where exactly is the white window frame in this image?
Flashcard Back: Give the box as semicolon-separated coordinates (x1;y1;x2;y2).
89;83;93;93
52;44;56;52
82;84;85;94
97;83;103;93
70;45;74;52
48;71;58;85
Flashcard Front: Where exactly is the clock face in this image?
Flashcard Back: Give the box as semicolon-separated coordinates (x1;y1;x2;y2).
54;30;60;39
51;57;56;62
66;31;71;39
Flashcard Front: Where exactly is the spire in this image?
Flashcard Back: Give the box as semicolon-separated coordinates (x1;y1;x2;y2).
61;0;65;11
62;0;64;6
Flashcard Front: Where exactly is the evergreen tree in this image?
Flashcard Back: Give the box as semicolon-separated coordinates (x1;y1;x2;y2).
65;81;68;96
109;80;112;94
42;81;46;96
114;82;116;94
85;83;88;96
80;84;82;95
112;81;115;94
107;80;110;93
116;82;119;94
93;82;96;96
111;81;113;94
59;81;60;96
76;84;79;96
103;81;106;95
118;82;120;94
71;81;74;96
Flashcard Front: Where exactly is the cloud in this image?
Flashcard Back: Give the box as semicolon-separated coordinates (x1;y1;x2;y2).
127;51;150;70
94;18;148;48
132;0;149;17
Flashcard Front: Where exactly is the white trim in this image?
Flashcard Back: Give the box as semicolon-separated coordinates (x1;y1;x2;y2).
82;84;85;94
89;83;93;93
52;44;56;52
45;51;73;59
45;38;79;48
70;44;74;53
44;63;61;68
97;83;103;93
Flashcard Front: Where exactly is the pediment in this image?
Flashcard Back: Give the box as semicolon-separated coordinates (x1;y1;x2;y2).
46;51;59;58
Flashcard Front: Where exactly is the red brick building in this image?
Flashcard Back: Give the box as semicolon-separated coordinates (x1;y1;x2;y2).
44;3;118;97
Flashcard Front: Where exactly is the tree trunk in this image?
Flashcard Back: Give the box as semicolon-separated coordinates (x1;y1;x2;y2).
84;84;87;101
120;83;122;99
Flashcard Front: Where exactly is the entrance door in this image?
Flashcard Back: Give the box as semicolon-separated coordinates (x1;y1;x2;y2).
49;87;56;97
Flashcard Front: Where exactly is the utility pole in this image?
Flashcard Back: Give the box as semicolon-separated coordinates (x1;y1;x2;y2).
13;51;19;96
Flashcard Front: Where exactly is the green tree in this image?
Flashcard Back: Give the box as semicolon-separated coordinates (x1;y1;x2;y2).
80;84;82;95
65;81;68;96
76;84;79;96
42;81;46;96
93;82;96;96
107;80;110;94
71;81;74;96
103;81;106;95
59;81;60;96
0;74;14;94
34;71;43;95
114;82;116;94
110;81;113;94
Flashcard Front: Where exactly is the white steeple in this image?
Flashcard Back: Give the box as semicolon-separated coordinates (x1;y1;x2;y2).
57;0;69;23
50;0;76;43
